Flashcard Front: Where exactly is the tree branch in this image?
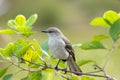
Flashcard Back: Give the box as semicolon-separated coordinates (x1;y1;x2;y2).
9;58;112;79
103;38;119;69
10;52;116;80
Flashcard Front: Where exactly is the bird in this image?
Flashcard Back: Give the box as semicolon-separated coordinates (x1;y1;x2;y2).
42;27;82;75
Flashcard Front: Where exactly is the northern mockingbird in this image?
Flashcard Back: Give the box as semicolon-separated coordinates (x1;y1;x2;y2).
42;27;82;75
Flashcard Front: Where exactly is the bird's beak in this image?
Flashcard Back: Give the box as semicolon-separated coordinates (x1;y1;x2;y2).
41;30;49;33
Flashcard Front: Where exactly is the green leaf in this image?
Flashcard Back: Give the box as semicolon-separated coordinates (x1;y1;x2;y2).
80;41;105;50
103;10;120;25
42;70;54;80
29;40;42;57
0;29;16;35
2;74;13;80
17;26;32;32
16;26;33;37
0;43;14;58
40;40;49;51
25;14;38;27
0;60;6;63
16;45;30;57
22;32;34;38
7;20;16;29
21;77;28;80
24;32;34;38
29;72;42;80
71;75;79;80
0;68;8;78
30;39;42;56
82;76;94;80
34;39;50;57
4;43;15;57
90;17;110;27
0;49;10;58
41;48;50;58
92;35;109;41
21;76;28;80
109;19;120;41
15;15;26;26
14;40;30;57
78;60;95;66
0;48;4;58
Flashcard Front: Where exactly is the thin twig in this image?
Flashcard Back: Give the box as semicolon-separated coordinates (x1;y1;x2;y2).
93;64;108;77
103;38;119;69
60;75;71;80
87;70;102;73
11;62;41;72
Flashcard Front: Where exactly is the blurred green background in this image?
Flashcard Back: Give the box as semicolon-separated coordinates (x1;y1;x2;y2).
0;0;120;80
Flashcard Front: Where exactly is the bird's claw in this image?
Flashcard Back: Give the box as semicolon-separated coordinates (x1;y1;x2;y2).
55;66;58;71
62;68;67;74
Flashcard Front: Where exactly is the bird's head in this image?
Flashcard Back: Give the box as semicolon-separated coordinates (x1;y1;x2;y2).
42;27;63;37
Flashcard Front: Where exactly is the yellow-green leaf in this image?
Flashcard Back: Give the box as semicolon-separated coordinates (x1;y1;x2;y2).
33;39;50;57
25;14;38;27
4;43;14;57
80;41;105;50
0;68;8;78
42;70;54;80
15;15;26;26
90;17;110;27
0;43;14;58
7;20;16;29
92;35;109;41
82;76;94;80
30;40;42;57
103;10;120;25
0;29;16;35
71;75;79;80
21;76;28;80
29;72;42;80
13;39;30;57
23;49;38;64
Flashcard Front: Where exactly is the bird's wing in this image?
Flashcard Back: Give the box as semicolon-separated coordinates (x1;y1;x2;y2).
62;36;76;61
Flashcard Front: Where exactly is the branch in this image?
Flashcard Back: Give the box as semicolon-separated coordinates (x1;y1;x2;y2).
11;61;41;72
11;60;116;79
103;38;119;69
10;54;116;80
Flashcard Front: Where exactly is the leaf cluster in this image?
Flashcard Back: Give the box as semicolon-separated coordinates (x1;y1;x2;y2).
91;10;120;41
0;14;38;37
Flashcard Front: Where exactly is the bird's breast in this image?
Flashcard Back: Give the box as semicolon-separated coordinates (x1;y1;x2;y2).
48;37;69;60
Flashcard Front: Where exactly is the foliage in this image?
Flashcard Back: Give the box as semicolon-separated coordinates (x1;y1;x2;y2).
0;68;8;78
90;10;120;41
2;74;13;80
73;35;108;50
0;10;119;80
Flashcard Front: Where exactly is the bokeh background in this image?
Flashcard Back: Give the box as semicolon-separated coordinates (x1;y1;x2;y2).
0;0;120;80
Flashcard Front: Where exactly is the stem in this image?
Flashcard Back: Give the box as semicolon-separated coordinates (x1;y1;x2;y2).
82;73;108;78
103;39;119;69
10;57;112;79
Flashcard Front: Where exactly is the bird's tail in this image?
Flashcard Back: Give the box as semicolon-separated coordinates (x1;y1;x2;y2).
67;56;82;75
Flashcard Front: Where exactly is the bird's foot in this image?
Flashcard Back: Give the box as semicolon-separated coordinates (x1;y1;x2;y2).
62;68;67;74
54;66;58;71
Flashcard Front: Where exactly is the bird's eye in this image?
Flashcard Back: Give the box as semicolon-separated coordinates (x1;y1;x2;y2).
49;31;54;33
